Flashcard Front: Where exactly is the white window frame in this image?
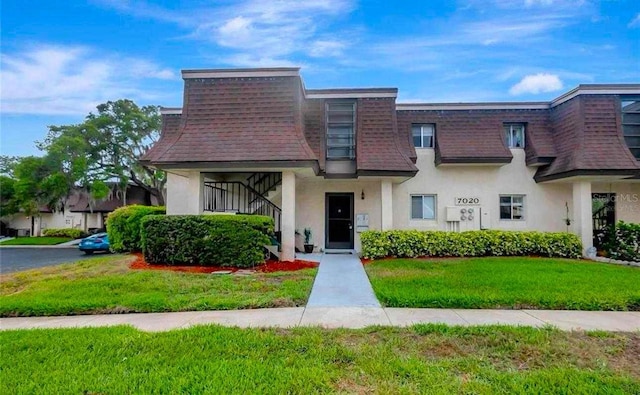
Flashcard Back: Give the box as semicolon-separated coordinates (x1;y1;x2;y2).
499;195;525;221
410;194;437;220
326;101;356;160
503;123;525;148
412;124;435;148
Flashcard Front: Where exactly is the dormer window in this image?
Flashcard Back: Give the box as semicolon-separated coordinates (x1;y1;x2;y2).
622;98;640;160
326;102;356;160
504;123;525;148
412;124;435;148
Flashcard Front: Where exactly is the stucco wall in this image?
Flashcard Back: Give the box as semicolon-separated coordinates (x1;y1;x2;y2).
40;212;86;231
166;172;194;215
393;149;574;232
6;211;89;236
296;178;382;252
6;215;31;233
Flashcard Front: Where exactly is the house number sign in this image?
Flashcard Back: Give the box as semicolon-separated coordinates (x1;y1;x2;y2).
455;197;481;206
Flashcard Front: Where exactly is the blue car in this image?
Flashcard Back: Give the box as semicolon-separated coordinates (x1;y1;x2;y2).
79;232;110;254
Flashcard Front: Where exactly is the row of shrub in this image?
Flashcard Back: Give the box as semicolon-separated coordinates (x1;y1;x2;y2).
141;215;274;268
106;205;166;252
361;230;582;260
42;228;87;239
602;221;640;262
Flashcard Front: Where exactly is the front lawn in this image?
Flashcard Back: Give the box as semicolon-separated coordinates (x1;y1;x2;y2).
0;255;316;316
365;257;640;310
1;325;638;394
0;237;73;246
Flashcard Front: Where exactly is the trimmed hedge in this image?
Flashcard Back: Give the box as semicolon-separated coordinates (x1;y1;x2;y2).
141;214;274;268
106;205;166;252
361;230;582;260
42;228;87;239
603;221;640;262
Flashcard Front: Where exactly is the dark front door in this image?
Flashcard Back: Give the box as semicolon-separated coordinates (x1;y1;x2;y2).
592;193;616;249
326;193;354;249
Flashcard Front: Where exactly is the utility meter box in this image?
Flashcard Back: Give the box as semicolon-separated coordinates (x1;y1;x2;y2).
480;209;491;229
446;206;461;222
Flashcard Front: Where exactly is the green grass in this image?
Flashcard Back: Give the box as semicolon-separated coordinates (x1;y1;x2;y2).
1;325;638;394
365;257;640;310
0;255;316;316
0;236;73;245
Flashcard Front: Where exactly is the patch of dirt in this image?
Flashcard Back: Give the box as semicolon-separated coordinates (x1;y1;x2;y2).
129;253;318;274
334;377;374;395
92;306;137;315
268;297;296;308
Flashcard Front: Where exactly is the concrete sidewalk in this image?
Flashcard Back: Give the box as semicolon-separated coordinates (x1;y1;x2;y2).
2;308;639;332
306;253;380;307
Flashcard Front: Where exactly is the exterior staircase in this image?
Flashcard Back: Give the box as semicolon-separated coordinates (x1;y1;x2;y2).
203;172;283;258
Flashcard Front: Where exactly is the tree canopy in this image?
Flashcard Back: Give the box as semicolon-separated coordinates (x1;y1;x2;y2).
2;99;165;217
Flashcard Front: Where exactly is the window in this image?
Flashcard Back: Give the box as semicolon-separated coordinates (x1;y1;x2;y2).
500;195;525;220
411;195;436;219
503;123;525;148
326;102;356;159
621;97;640;160
412;124;435;148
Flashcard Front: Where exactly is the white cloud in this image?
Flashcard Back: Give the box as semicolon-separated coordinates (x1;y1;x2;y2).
629;13;640;28
509;73;563;95
99;0;354;66
0;44;176;115
308;40;346;57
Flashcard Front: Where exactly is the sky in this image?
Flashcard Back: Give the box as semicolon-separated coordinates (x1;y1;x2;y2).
1;0;639;157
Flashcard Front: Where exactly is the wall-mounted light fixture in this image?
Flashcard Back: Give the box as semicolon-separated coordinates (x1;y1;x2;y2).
361;190;365;200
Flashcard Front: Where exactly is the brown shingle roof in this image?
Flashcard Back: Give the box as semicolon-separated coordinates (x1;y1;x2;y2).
302;97;416;174
142;76;317;165
141;69;639;181
535;95;640;181
397;110;513;164
140;110;182;162
69;185;151;213
356;98;416;173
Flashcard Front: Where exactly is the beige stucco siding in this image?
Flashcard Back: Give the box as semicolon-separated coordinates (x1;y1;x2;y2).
393;149;573;233
166;172;195;215
296;178;382;252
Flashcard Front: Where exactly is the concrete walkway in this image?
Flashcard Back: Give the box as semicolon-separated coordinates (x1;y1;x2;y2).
2;308;639;332
306;253;381;307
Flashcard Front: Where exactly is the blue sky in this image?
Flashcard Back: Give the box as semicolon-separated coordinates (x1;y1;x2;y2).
1;0;639;157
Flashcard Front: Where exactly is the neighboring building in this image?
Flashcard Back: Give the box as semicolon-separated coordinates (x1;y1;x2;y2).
3;184;156;236
140;68;640;260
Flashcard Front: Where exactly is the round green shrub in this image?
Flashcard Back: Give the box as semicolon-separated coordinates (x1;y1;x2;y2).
140;214;274;268
106;205;166;252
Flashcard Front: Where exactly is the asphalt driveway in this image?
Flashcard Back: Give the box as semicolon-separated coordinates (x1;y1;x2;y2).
0;248;107;273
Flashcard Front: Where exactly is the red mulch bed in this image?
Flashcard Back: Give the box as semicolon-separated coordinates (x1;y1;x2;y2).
256;260;318;273
129;253;318;274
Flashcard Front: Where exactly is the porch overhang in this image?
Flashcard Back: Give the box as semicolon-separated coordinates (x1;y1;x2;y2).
141;160;320;174
535;169;640;183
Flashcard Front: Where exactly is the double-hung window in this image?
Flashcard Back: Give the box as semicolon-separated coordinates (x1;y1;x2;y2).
411;195;436;220
412;124;435;148
503;123;525;148
500;195;525;220
326;102;356;159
